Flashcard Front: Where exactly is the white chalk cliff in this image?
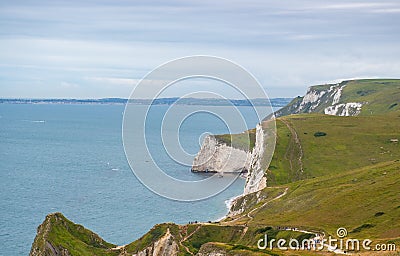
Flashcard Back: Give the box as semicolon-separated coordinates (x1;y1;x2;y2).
243;123;267;195
192;123;272;196
133;228;179;256
274;82;365;117
191;135;251;173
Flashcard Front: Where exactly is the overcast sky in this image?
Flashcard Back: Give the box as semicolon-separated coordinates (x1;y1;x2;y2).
1;0;399;99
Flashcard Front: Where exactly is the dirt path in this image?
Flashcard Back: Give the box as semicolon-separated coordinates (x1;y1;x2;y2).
246;187;288;221
179;241;193;256
182;225;201;242
222;187;289;225
177;225;202;255
281;119;304;177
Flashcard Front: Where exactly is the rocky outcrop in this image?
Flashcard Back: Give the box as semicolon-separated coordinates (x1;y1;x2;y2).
324;102;363;116
134;228;179;256
191;135;251;173
191;122;272;197
197;243;228;256
243;124;267;195
227;120;276;216
274;81;365;117
30;213;70;256
30;212;115;256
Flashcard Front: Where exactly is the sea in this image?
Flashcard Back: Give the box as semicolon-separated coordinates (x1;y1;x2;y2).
0;104;276;255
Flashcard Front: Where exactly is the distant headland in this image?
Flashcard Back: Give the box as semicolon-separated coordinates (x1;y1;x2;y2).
0;97;292;107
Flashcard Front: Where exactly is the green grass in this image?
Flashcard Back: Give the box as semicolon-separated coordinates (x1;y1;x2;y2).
124;223;181;253
182;225;244;254
214;128;256;151
250;160;400;240
267;112;400;186
197;242;280;255
31;213;119;256
228;187;287;218
276;79;400;116
339;79;400;115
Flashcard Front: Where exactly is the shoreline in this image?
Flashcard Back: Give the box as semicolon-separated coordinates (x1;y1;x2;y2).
214;174;247;222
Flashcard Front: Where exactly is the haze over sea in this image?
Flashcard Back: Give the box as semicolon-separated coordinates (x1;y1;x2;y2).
0;104;276;255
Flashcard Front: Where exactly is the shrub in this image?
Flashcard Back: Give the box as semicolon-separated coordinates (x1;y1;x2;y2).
314;131;327;137
351;223;375;233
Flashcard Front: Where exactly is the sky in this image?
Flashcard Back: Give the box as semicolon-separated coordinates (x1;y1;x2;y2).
0;0;399;99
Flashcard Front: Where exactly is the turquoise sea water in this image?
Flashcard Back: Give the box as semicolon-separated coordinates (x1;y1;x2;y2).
0;104;274;255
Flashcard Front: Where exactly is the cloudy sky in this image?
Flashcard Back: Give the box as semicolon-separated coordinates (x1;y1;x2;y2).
0;0;399;98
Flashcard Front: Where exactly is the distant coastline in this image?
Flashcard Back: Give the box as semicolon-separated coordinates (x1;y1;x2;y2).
0;97;292;107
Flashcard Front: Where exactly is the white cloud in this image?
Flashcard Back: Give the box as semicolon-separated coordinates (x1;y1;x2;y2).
85;77;138;87
315;2;396;10
370;8;400;13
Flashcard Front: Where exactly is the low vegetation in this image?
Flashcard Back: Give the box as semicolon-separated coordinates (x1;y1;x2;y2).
214;128;256;151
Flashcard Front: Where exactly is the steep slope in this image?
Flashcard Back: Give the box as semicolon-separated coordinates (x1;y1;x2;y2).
275;79;400;117
30;213;118;256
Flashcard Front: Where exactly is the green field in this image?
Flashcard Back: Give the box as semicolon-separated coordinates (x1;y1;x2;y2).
268;112;400;185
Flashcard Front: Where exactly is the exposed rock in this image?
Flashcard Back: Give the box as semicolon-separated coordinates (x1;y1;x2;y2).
133;228;179;256
30;212;117;256
243;123;267;195
192;121;275;197
191;135;251;173
197;242;227;256
274;81;365;117
30;213;72;256
324;102;363;116
227;190;266;217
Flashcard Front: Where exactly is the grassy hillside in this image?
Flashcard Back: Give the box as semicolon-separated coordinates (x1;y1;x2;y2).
340;79;400;115
248;160;400;240
275;79;400;117
267;111;400;185
30;213;119;256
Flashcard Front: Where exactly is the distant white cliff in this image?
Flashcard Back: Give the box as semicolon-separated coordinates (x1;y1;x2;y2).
324;102;363;116
275;82;365;117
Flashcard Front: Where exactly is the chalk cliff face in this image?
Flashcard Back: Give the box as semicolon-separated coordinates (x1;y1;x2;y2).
192;122;273;198
274;82;365;117
134;229;179;256
243;124;267;195
191;135;251;173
